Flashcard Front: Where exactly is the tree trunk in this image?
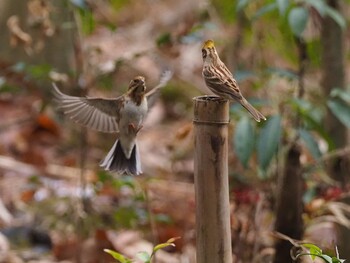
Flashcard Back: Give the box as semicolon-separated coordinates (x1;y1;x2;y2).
321;1;350;258
321;0;349;182
273;144;303;263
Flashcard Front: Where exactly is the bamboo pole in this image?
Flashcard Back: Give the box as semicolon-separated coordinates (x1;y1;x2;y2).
193;95;232;263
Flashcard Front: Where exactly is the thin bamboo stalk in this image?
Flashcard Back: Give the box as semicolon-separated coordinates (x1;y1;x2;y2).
193;95;232;263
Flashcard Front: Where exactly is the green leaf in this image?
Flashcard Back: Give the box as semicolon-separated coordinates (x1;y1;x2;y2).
234;117;255;168
166;237;181;243
277;0;289;15
153;237;179;254
252;3;277;20
257;115;282;170
319;254;333;263
136;251;151;263
156;32;172;47
116;176;137;190
70;0;87;8
327;99;350;128
302;243;322;260
27;64;52;80
288;7;309;37
153;242;175;253
330;88;350;104
289;98;334;149
267;67;298;80
332;257;346;263
324;6;346;30
113;207;138;228
78;7;95;35
110;0;129;10
11;62;26;72
305;0;326;16
299;129;322;160
234;70;256;82
236;0;251;12
0;83;21;94
155;213;172;224
104;249;131;263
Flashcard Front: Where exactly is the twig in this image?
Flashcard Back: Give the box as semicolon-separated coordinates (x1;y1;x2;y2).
0;155;95;181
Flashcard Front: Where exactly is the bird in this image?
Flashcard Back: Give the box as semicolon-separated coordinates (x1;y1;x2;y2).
201;39;266;122
53;71;172;175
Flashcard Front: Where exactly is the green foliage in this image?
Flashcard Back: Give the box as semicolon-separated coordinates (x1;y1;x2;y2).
96;73;118;91
236;0;251;12
104;249;132;263
157;32;172;47
305;0;326;16
104;237;179;263
136;251;151;262
267;67;298;80
0;80;21;94
289;98;333;148
26;64;53;81
298;129;322;160
227;23;347;177
237;0;346;38
293;243;345;263
110;0;130;11
10;62;52;82
327;88;350;129
234;70;257;83
77;7;96;35
327;99;350;129
69;0;87;9
330;88;350;104
288;7;309;37
231;99;287;174
94;173;148;229
113;207;139;228
70;0;130;33
211;0;237;23
323;5;346;30
234;117;255;168
0;61;55;94
276;0;289;15
257;115;282;171
252;3;277;20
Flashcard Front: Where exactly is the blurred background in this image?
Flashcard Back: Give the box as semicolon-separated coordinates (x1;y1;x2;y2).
0;0;349;262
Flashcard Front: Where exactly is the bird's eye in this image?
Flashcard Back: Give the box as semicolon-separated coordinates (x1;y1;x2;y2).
202;49;207;58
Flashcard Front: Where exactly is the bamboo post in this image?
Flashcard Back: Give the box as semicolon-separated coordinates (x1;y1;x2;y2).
193;95;232;263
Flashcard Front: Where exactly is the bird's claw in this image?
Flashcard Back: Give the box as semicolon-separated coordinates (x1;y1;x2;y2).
128;123;143;134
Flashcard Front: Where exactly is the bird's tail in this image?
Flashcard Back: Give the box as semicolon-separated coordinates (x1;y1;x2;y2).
100;139;142;175
240;98;266;122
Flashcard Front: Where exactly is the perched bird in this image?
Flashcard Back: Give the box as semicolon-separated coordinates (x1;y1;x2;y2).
53;71;172;175
201;39;266;122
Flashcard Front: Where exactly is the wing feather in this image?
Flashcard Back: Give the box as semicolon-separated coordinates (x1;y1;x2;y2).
146;70;173;109
203;65;242;100
53;83;122;133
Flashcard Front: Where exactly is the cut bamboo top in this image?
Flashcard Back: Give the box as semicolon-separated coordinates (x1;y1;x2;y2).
193;95;230;125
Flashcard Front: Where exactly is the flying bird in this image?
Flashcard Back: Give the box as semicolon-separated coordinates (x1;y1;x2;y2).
53;71;172;175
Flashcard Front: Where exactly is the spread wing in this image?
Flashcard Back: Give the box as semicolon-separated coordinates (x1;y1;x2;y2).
146;70;173;109
52;83;122;133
